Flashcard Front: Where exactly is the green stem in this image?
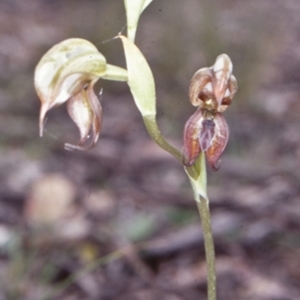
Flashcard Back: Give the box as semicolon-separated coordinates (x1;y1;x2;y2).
143;114;182;162
186;153;216;300
197;196;217;300
142;114;216;299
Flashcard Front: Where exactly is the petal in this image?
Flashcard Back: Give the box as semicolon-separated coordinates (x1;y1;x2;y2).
66;88;93;146
64;83;102;151
211;54;233;109
39;101;50;137
189;68;214;107
183;108;203;166
206;113;229;170
218;74;238;113
88;83;102;148
34;38;107;136
35;38;107;105
199;119;215;152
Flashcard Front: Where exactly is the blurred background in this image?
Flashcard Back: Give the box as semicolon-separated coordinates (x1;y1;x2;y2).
1;0;300;299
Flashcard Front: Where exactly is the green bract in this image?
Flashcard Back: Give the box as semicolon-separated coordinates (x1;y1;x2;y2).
124;0;153;41
119;35;156;117
185;152;208;202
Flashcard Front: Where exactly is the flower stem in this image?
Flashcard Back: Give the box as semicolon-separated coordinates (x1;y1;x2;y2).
196;196;217;300
186;153;216;299
143;114;182;162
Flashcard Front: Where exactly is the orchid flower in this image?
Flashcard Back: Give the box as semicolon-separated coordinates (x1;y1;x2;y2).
183;54;237;170
34;38;127;150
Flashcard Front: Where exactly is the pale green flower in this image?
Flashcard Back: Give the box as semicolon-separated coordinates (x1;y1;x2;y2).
34;38;127;150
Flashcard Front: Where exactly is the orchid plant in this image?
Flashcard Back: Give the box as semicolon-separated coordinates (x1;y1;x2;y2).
34;1;237;299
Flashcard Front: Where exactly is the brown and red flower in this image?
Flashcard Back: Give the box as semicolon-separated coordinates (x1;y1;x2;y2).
183;54;237;170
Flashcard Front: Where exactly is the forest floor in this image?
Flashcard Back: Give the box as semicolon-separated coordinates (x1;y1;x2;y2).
1;1;300;299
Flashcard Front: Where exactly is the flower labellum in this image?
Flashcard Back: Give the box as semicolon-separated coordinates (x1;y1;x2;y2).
183;54;237;170
34;38;128;150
